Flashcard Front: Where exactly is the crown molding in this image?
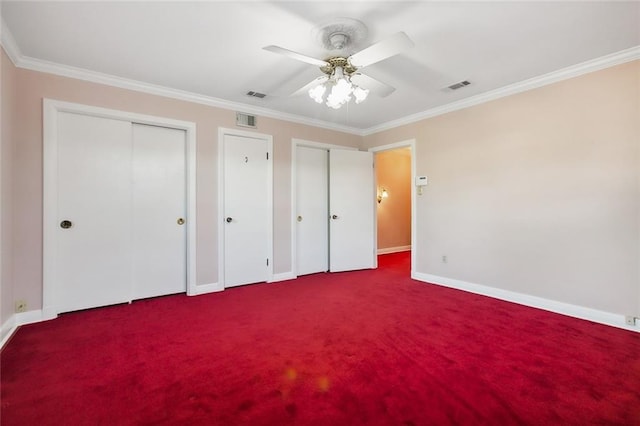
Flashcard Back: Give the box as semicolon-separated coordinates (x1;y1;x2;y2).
0;17;22;66
19;56;364;135
362;45;640;136
0;21;362;136
3;14;638;138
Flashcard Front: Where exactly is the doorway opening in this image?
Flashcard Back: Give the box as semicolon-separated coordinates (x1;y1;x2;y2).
369;140;416;277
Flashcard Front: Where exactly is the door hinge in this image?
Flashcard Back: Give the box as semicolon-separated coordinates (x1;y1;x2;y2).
266;258;269;266
266;152;269;160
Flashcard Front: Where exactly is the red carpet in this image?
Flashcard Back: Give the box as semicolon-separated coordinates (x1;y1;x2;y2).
2;252;640;425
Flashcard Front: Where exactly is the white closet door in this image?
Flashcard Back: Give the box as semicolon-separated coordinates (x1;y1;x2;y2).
57;112;133;313
296;147;329;275
131;124;187;299
329;149;376;272
223;134;271;287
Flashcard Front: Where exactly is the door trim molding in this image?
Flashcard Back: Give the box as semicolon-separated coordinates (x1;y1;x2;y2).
218;127;273;288
368;139;417;275
43;99;198;319
291;139;357;278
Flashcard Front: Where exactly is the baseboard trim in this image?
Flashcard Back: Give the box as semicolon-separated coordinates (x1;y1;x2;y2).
270;272;296;283
411;272;639;333
41;307;59;321
15;309;45;325
193;282;224;295
1;309;47;350
377;245;411;255
1;315;17;349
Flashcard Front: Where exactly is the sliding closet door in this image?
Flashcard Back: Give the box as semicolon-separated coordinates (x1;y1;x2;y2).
54;114;188;313
131;124;187;299
56;112;133;312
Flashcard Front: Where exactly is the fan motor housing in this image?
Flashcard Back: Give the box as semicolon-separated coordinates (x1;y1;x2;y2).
320;57;358;76
313;18;368;52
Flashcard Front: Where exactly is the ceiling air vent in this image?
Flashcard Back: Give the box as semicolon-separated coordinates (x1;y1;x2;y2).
246;91;266;99
447;80;471;91
236;112;257;128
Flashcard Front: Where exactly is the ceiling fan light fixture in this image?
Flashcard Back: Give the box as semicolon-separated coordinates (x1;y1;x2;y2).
326;77;353;109
333;77;353;98
309;66;369;109
308;84;326;103
326;97;344;110
353;86;369;104
265;22;412;110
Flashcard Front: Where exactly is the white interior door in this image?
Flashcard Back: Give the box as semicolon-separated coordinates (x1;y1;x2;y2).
131;124;187;299
296;146;329;275
329;149;375;272
223;134;271;287
57;112;133;312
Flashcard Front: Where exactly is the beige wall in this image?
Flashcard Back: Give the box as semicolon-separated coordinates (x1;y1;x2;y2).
376;148;411;250
2;44;639;321
1;49;15;325
3;48;361;312
364;61;640;316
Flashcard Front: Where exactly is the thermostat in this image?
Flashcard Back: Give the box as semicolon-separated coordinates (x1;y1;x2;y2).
415;176;428;186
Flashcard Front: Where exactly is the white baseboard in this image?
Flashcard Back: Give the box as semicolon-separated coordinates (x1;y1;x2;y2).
41;307;58;321
412;272;639;333
192;282;224;295
270;272;296;283
1;309;47;350
5;272;634;353
377;245;411;255
1;315;17;349
15;309;45;325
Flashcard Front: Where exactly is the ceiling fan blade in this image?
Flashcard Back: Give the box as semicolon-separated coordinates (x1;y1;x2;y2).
348;32;414;68
292;76;329;97
263;45;328;67
350;73;396;98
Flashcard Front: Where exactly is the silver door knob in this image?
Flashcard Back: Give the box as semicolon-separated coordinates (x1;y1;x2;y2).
60;220;73;229
297;215;303;222
331;215;339;220
177;218;185;225
226;217;233;223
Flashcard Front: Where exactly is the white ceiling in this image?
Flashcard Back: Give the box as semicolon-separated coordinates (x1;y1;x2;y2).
2;1;639;133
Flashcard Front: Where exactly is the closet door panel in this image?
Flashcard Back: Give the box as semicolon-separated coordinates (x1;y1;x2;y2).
56;112;133;313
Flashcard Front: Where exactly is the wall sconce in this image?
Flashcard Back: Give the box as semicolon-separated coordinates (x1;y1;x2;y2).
377;188;389;204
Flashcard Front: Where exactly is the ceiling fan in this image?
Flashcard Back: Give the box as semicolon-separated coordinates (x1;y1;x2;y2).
263;19;414;109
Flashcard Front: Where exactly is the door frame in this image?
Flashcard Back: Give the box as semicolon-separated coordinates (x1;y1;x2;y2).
368;139;417;274
218;127;273;288
290;139;357;278
43;99;198;320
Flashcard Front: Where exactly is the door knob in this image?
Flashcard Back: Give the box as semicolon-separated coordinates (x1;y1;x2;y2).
177;218;185;225
331;215;339;220
226;217;233;223
60;220;73;229
297;215;303;222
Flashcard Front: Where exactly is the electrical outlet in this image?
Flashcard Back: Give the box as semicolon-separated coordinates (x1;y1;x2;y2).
625;316;637;326
15;300;27;313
